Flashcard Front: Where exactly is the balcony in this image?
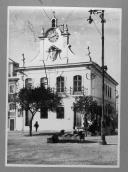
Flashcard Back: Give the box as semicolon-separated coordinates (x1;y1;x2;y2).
50;86;88;97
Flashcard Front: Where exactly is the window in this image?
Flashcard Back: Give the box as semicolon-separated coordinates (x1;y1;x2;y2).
40;77;48;87
13;63;19;76
104;84;106;95
76;112;81;127
8;63;11;77
52;18;56;27
25;110;30;126
56;76;64;93
108;86;110;97
73;75;82;92
105;85;112;99
9;103;16;111
105;85;107;96
110;87;112;98
40;108;48;119
9;84;15;94
18;109;23;117
25;78;33;89
57;107;64;119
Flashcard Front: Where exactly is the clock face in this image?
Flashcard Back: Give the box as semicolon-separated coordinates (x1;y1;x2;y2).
47;29;59;43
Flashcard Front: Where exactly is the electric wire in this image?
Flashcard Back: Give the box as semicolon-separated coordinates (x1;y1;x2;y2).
42;8;51;21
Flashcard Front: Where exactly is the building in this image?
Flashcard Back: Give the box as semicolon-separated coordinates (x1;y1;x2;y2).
8;14;118;132
8;59;20;131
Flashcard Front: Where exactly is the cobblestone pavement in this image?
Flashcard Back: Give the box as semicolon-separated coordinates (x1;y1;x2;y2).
6;131;119;166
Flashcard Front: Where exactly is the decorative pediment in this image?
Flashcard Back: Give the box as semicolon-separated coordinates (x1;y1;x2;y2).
47;45;62;61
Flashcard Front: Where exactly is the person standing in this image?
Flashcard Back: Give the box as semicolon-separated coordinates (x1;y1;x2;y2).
34;121;39;132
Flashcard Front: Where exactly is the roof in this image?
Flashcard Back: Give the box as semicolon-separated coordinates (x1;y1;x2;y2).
9;58;19;65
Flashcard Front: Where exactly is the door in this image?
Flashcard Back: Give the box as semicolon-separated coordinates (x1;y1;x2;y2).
76;112;82;128
74;111;82;129
10;119;15;131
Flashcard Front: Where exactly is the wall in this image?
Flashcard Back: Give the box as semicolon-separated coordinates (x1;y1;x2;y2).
17;65;91;131
91;67;116;105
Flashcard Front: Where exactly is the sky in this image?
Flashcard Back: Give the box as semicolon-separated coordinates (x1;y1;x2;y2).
8;7;121;83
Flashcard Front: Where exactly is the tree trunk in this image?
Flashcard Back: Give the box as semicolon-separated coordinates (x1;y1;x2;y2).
29;114;34;136
84;115;88;137
84;128;87;137
29;120;32;136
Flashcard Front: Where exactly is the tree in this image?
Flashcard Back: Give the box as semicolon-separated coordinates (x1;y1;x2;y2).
105;104;117;134
73;95;101;136
17;85;62;136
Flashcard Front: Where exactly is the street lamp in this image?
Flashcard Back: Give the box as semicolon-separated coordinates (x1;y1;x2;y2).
87;9;107;145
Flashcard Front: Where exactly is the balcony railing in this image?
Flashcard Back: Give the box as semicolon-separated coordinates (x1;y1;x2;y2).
50;86;88;96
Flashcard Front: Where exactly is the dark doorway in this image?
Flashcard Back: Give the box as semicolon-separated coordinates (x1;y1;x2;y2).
10;119;14;131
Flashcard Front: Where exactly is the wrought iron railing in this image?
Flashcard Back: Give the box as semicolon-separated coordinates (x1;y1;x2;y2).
50;86;88;96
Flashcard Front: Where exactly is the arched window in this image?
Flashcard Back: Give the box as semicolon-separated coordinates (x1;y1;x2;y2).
51;17;57;28
52;19;56;27
56;76;64;93
25;78;33;89
73;75;82;92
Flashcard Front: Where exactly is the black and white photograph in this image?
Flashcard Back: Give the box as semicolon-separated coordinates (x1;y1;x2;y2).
6;6;121;167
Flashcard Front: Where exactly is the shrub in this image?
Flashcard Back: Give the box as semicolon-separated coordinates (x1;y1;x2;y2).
52;134;59;143
73;130;78;134
78;131;85;140
59;130;65;136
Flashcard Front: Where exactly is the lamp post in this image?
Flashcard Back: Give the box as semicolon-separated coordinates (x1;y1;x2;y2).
87;9;107;145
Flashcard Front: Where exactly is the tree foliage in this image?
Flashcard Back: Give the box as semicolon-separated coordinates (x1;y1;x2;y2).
73;95;101;135
73;96;98;116
18;86;61;114
17;85;62;136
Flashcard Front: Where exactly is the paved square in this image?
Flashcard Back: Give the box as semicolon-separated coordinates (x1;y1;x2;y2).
7;131;119;166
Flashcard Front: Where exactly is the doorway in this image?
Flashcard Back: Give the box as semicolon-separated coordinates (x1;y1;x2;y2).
10;119;15;131
73;111;82;129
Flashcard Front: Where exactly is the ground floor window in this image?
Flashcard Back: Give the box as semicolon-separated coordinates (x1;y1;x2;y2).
25;110;29;126
10;118;15;131
75;112;82;127
56;107;64;119
40;108;48;119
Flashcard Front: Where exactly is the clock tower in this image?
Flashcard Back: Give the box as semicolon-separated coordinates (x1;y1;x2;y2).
38;12;72;62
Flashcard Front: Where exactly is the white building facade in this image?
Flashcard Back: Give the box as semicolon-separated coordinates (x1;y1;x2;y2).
8;14;118;132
